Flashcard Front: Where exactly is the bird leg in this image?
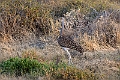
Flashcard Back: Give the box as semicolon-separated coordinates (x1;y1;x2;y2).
62;47;73;65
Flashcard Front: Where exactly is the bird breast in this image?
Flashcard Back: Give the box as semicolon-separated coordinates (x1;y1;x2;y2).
58;35;83;53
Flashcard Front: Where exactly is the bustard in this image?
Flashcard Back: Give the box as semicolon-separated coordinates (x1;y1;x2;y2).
58;18;84;64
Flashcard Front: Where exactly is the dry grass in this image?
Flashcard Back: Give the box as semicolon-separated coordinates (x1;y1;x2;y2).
22;49;46;62
0;0;120;43
61;8;120;51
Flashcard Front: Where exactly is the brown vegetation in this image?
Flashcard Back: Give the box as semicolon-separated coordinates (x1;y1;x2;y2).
0;0;120;80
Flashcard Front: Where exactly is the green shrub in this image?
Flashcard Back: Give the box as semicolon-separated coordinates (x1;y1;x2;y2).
0;57;67;77
0;57;98;80
0;57;46;77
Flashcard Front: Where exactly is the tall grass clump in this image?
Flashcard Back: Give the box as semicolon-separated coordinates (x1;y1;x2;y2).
0;0;119;42
0;0;52;42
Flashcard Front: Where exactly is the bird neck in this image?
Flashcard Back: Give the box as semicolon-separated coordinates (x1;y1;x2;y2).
60;18;65;35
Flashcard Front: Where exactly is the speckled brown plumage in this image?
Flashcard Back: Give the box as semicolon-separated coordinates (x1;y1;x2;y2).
58;35;84;53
